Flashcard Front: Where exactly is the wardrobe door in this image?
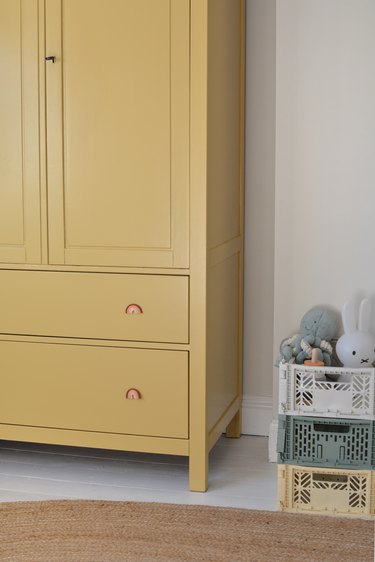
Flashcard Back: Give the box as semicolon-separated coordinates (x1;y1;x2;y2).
45;0;189;268
0;0;41;264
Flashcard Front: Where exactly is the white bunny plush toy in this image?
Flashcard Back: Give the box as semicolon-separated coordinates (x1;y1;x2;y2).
336;298;375;368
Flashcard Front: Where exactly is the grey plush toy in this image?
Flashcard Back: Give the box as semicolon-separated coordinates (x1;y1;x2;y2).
276;306;340;366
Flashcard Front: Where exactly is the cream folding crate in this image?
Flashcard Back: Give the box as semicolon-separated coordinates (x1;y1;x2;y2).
278;464;375;518
278;363;375;419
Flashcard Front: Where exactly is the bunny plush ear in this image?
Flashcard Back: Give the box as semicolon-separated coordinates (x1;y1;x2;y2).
358;299;372;332
342;299;357;334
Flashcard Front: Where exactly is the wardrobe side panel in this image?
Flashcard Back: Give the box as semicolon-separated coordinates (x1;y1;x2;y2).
207;254;240;430
206;0;244;432
206;0;242;251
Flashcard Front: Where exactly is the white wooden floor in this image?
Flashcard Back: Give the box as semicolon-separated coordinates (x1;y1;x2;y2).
0;435;277;510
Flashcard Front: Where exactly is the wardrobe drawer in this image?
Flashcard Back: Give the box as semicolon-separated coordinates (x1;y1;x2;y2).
0;341;188;439
0;270;188;343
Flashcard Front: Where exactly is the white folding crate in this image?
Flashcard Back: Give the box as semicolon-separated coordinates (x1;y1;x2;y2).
278;464;375;518
278;363;375;419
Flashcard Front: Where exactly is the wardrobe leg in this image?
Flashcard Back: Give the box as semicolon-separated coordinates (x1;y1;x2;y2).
226;409;241;438
189;448;208;492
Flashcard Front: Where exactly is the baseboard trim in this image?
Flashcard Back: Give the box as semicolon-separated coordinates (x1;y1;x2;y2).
241;395;273;437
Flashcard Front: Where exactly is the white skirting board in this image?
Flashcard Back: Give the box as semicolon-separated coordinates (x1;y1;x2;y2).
241;395;273;437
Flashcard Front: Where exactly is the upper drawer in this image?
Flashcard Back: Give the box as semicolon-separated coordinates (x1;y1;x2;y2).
0;270;188;344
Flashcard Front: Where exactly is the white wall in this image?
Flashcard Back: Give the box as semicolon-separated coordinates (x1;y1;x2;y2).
243;0;276;434
244;0;375;435
274;0;375;369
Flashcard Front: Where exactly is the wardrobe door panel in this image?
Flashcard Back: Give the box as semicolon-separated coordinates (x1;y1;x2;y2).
0;0;41;264
46;0;189;268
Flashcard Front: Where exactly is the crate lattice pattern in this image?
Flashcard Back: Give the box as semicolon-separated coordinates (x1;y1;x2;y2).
293;469;368;509
292;419;371;464
295;370;371;412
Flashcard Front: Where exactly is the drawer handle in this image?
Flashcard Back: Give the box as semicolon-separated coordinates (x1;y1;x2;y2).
126;388;141;400
125;304;143;315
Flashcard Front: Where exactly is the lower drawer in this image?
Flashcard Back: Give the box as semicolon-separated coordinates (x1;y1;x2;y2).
0;341;188;439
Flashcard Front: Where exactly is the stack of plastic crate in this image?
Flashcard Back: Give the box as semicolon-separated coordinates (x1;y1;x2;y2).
277;362;375;518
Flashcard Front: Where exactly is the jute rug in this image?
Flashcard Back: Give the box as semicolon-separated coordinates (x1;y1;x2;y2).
0;501;373;562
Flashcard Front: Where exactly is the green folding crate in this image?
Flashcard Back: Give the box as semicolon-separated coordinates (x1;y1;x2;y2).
277;414;375;469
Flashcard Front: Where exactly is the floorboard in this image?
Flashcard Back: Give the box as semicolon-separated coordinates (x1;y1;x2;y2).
0;435;277;510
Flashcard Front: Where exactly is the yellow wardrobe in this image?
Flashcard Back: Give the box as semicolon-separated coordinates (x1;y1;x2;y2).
0;0;244;492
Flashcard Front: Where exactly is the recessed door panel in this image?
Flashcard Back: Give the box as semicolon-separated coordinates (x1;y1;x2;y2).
0;0;41;263
46;0;189;268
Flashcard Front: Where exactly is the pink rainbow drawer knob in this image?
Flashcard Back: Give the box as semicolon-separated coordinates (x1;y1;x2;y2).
126;388;141;400
125;304;143;315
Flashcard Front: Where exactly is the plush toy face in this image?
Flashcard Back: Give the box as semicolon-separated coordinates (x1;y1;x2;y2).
336;331;375;368
300;307;339;340
336;298;375;367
